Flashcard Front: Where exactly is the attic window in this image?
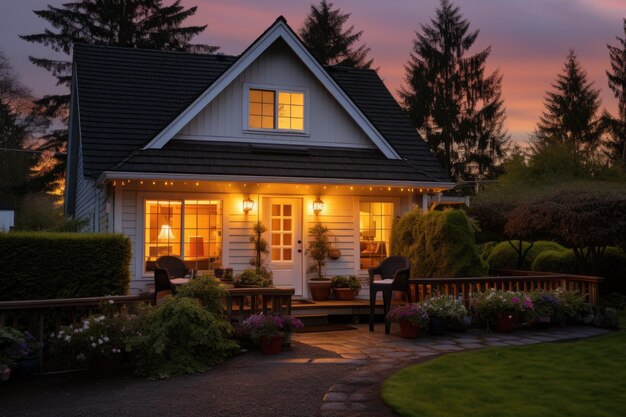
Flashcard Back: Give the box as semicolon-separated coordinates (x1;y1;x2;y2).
248;87;305;132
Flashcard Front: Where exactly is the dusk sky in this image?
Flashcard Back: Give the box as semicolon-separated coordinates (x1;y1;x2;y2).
1;0;624;144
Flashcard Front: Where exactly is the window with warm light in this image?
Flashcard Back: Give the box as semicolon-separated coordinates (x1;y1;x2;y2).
248;88;305;132
144;199;222;272
270;203;293;262
359;202;394;270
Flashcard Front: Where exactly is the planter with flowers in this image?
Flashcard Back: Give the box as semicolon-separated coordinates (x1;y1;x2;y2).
424;295;469;335
530;291;560;329
1;327;41;377
278;314;304;347
387;304;429;338
473;290;534;332
331;275;362;300
242;313;286;355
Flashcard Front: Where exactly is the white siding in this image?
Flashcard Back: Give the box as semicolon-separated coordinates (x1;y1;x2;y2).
175;41;374;149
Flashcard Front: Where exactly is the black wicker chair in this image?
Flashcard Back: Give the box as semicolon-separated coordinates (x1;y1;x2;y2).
154;268;173;305
368;256;411;334
155;256;191;279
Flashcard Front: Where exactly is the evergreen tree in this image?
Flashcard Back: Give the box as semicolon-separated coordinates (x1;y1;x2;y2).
20;0;217;191
400;0;508;181
535;50;602;155
299;0;373;69
604;19;626;169
0;51;49;205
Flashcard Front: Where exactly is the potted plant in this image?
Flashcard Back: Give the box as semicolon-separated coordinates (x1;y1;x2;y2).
424;295;470;333
473;290;534;332
277;314;304;346
387;304;429;338
306;223;332;300
214;265;234;282
530;291;560;329
331;275;362;300
0;327;35;377
11;331;41;377
242;313;285;355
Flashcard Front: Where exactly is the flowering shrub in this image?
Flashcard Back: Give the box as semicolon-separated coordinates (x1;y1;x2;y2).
553;289;586;324
473;289;534;322
387;304;429;329
530;291;561;321
243;313;285;341
279;315;305;334
1;327;40;368
424;295;468;322
53;303;141;361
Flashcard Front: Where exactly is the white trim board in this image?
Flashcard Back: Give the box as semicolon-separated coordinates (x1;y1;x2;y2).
97;170;455;189
142;18;401;160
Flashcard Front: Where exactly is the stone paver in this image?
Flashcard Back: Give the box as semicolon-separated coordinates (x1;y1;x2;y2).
291;324;609;417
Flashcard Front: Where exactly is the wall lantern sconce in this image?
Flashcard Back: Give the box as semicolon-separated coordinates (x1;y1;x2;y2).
313;197;324;216
242;196;254;214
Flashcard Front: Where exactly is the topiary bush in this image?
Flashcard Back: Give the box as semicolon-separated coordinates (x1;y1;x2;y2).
531;249;578;274
0;232;131;300
487;240;566;271
393;209;487;278
127;297;238;379
479;241;497;261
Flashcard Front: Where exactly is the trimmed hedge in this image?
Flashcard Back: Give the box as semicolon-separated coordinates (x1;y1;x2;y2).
392;210;487;278
487;240;566;270
531;249;578;274
597;247;626;294
0;232;131;300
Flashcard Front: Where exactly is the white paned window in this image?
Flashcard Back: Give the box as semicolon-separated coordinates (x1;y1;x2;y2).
248;87;305;132
359;202;394;270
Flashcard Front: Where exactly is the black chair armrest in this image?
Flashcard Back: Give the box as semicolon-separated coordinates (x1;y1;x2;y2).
368;266;384;284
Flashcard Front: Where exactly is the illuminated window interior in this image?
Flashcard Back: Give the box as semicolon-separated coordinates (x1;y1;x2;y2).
249;88;304;131
144;200;222;272
359;202;394;270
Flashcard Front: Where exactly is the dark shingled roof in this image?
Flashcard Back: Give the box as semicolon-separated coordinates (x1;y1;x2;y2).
73;43;448;183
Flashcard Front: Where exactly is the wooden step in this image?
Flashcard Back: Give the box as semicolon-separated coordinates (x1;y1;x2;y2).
293;313;329;326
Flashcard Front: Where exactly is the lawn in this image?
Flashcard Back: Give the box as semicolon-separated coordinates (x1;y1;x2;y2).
382;312;626;417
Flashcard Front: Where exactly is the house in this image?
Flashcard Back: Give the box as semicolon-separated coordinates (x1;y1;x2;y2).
64;17;453;296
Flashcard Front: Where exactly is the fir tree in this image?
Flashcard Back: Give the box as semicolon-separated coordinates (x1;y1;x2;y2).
535;50;602;155
400;0;508;181
20;0;217;190
604;19;626;169
299;0;373;69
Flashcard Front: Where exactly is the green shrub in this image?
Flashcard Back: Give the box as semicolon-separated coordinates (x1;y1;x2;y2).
330;275;361;290
127;297;238;379
0;232;131;300
174;275;228;316
392;209;487;278
232;267;273;288
487;240;566;270
479;241;497;261
531;249;577;274
597;247;626;294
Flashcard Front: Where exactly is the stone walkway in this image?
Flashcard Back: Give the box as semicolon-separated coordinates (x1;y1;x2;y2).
287;324;609;417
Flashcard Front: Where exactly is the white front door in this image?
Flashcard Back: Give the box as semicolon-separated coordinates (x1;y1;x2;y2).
263;197;303;296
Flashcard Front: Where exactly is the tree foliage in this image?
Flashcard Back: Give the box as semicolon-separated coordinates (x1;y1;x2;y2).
20;0;216;191
401;0;509;181
604;18;626;169
0;51;49;205
299;0;373;69
534;50;602;156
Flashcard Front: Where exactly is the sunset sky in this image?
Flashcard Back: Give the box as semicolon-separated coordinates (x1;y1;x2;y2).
1;0;624;144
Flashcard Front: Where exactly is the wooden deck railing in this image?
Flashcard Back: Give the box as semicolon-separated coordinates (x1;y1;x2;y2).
409;269;603;306
0;287;294;373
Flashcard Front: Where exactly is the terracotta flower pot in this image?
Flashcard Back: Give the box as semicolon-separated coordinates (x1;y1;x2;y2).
308;280;332;301
259;335;283;355
332;287;357;300
399;321;420;338
495;313;516;333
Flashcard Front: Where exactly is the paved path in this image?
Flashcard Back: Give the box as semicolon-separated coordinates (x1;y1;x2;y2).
0;324;609;417
291;324;609;417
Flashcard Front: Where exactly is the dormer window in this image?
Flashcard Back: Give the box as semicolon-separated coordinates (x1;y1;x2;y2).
246;85;307;133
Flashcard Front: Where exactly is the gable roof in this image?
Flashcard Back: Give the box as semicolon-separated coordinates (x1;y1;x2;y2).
71;18;450;186
143;17;400;160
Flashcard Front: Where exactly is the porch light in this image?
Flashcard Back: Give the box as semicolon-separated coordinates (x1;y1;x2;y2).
313;197;324;215
158;224;175;241
242;196;254;214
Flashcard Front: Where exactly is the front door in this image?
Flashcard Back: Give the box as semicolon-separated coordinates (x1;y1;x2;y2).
263;197;303;296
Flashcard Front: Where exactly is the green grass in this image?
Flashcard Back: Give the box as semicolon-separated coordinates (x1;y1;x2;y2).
382;311;626;417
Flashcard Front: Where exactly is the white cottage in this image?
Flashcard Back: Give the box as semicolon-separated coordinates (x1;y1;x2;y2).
64;17;453;296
